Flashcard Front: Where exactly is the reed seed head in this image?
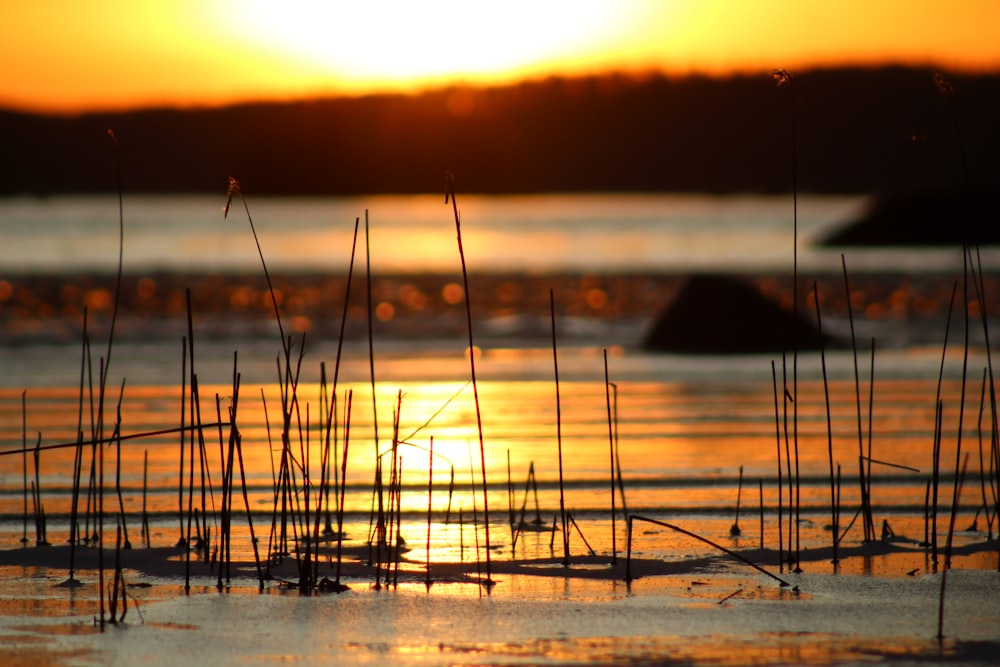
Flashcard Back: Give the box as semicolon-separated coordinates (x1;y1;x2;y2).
224;176;242;218
933;72;954;95
444;170;455;204
771;69;793;87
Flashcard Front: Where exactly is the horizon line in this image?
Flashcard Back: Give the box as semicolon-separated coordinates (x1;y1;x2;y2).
5;62;1000;117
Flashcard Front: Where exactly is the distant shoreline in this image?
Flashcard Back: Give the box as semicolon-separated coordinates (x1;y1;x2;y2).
3;67;998;197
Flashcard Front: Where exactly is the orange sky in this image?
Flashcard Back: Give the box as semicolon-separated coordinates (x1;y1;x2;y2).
3;0;1000;113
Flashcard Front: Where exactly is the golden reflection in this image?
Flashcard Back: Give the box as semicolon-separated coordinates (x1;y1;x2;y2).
2;371;998;596
585;288;608;311
494;281;521;305
375;302;395;322
136;277;157;301
441;283;464;306
57;283;80;304
229;285;255;310
397;284;428;312
400;632;947;666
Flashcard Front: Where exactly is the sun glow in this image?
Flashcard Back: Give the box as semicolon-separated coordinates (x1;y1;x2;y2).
2;1;999;112
215;1;639;91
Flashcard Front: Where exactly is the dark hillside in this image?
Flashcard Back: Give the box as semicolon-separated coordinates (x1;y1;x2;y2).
1;67;997;195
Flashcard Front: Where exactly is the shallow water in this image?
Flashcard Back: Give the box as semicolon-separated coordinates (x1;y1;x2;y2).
0;341;995;566
3;193;997;275
2;193;1000;664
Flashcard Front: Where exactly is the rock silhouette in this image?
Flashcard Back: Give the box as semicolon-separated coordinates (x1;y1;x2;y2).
641;274;834;354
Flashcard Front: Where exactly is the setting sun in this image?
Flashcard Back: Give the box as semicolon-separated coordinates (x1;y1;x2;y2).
216;1;638;90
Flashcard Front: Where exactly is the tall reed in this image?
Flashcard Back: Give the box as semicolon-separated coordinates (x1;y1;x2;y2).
969;247;998;538
770;360;783;568
842;254;874;541
66;307;90;584
604;350;617;563
334;389;353;591
813;282;838;564
94;129;127;630
931;283;959;560
426;437;434;590
550;289;570;566
31;433;47;546
865;338;877;532
947;247;972;562
362;209;388;585
319;214;361;541
20;392;28;545
773;67;801;568
445;173;493;587
177;336;188;547
112;380;131;550
781;355;794;567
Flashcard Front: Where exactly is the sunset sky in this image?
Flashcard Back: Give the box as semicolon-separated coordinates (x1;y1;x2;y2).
3;0;1000;113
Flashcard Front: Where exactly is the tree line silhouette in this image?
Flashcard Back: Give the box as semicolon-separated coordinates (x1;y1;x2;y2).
1;67;997;196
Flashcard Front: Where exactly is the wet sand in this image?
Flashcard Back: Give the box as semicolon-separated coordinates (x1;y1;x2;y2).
1;537;998;666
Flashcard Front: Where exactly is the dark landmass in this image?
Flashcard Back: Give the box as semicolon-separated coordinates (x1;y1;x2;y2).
1;67;998;196
820;187;1000;246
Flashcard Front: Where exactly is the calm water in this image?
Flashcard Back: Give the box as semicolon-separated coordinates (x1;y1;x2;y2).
1;192;991;274
0;193;996;566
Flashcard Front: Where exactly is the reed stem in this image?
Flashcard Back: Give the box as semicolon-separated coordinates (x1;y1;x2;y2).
20;392;28;545
627;515;790;587
334;389;352;591
446;173;493;587
843;254;874;542
426;437;434;590
550;289;570;566
813;282;838;564
771;360;783;568
604;350;617;563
